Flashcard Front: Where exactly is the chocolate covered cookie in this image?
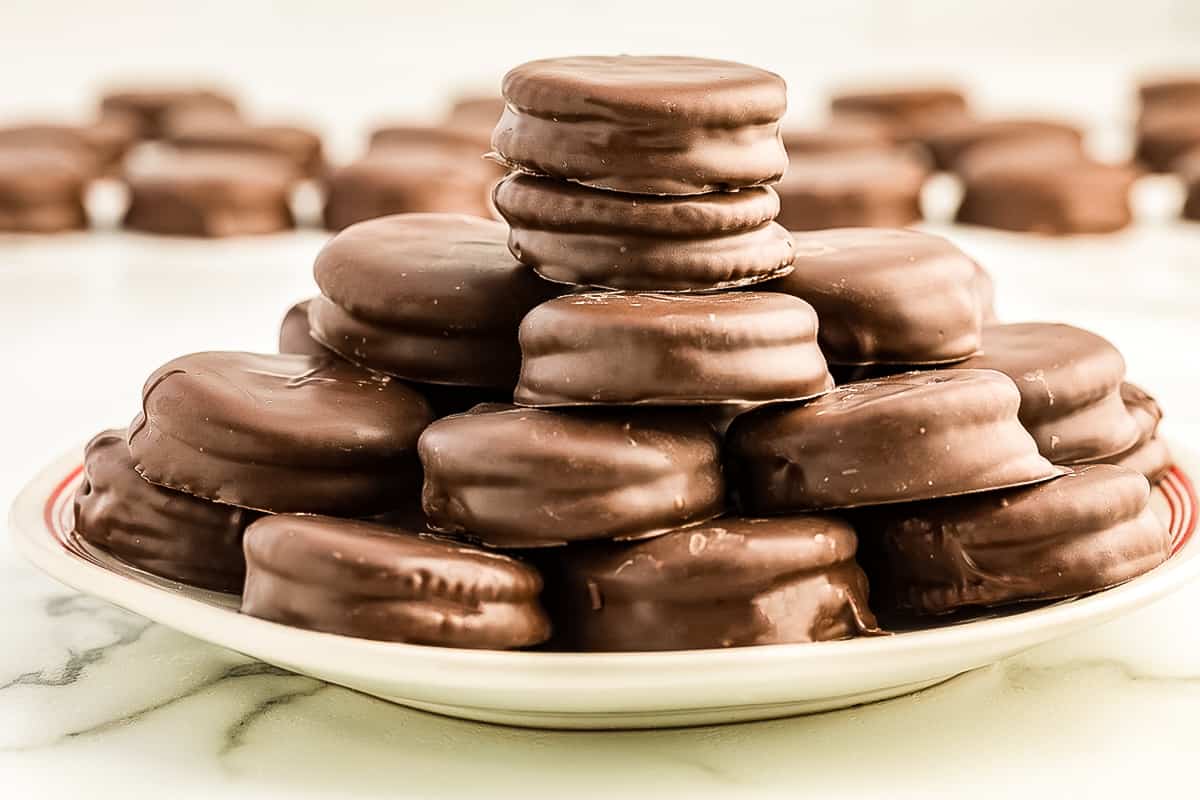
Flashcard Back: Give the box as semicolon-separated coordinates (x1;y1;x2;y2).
515;292;832;406
1138;76;1200;113
74;429;256;593
493;173;795;290
311;213;559;387
1109;383;1172;484
774;150;928;231
420;405;724;547
919;117;1084;171
1179;149;1200;222
781;118;893;155
0;146;89;232
830;85;968;140
863;465;1171;614
164;111;324;177
123;150;295;237
951;323;1141;464
100;87;237;139
545;516;879;651
0;116;139;176
492;55;788;194
767;228;983;366
241;515;550;648
368;124;490;159
1134;107;1200;173
726;370;1064;513
128;352;433;515
277;299;331;358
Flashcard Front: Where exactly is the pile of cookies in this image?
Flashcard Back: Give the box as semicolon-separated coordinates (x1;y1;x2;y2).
75;56;1175;653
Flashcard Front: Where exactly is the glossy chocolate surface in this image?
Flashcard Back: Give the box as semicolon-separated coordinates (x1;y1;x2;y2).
75;430;256;592
129;351;432;515
920;117;1083;171
311;213;560;387
242;514;550;648
767;228;983;365
726;369;1065;513
774;151;928;231
420;405;725;547
1108;382;1172;484
864;465;1170;614
545;515;879;651
277;299;331;358
493;55;788;194
122;150;296;237
951;323;1141;464
515;291;833;406
493;173;795;290
0;146;89;232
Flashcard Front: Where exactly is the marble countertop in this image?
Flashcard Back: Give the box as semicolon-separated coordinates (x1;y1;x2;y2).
3;186;1200;798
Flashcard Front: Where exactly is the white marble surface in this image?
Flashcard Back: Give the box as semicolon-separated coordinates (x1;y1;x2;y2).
3;188;1200;798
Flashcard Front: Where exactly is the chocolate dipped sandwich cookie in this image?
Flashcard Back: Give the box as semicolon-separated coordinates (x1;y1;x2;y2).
862;465;1171;614
766;228;984;366
0;117;140;177
74;429;256;593
0;147;90;232
492;55;788;194
123;150;296;237
830;85;968;140
919;117;1084;172
726;369;1064;513
1109;382;1172;484
493;173;795;290
544;516;879;651
311;213;560;387
781;118;894;155
242;514;550;648
163;110;324;177
368;124;492;160
100;87;237;139
773;150;929;231
129;351;433;515
515;291;832;406
419;405;724;547
1134;107;1200;173
1138;76;1200;114
322;149;495;230
277;299;331;359
951;323;1142;464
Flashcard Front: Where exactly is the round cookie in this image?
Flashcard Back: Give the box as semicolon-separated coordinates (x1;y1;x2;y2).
955;143;1137;235
515;292;833;406
1134;107;1200;173
492;55;789;195
277;299;331;359
492;173;795;291
830;86;968;139
241;515;550;648
766;228;983;366
1108;382;1172;484
544;516;879;651
311;214;560;388
123;150;296;237
322;150;494;230
0;146;90;232
781;118;894;155
726;369;1065;513
773;150;929;231
863;465;1171;614
100;87;237;139
163;111;324;177
419;405;725;547
368;124;491;160
1138;76;1200;113
950;323;1142;464
74;429;256;593
919;117;1084;171
128;351;433;515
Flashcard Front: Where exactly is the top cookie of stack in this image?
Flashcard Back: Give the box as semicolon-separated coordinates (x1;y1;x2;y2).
489;55;795;291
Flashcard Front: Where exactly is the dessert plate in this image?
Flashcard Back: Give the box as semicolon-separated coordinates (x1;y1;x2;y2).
10;441;1200;730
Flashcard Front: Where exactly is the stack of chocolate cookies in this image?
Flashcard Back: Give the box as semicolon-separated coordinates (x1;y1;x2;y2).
74;55;1175;654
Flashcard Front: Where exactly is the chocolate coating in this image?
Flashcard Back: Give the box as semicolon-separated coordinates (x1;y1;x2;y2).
123;150;295;237
368;124;491;159
515;291;833;406
920;118;1084;171
128;352;433;515
781;118;894;155
951;323;1141;464
74;429;256;593
1135;107;1200;173
1108;382;1172;484
99;87;237;139
956;144;1136;235
0;147;89;232
726;369;1065;513
774;150;928;231
1138;76;1200;112
420;405;725;547
1184;150;1200;222
767;228;983;366
242;514;550;648
830;86;968;140
493;55;788;194
277;299;332;358
164;111;324;177
545;516;879;651
311;214;560;387
0;121;131;177
864;465;1171;614
322;150;494;230
493;173;795;290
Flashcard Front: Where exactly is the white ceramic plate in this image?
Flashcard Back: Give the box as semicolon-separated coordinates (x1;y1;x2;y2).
10;442;1200;730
